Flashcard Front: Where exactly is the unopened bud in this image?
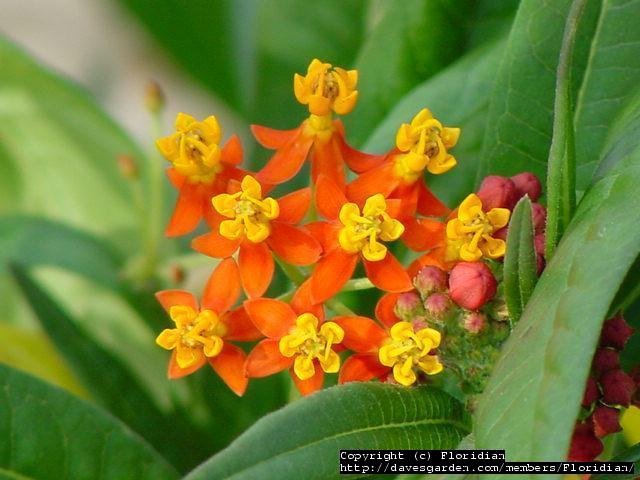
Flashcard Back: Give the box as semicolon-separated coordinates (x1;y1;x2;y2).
531;203;547;234
117;154;139;179
510;172;542;202
568;422;603;462
411;316;429;331
170;263;185;285
599;314;634;350
463;311;486;334
592;405;621;437
423;293;450;320
582;376;599;407
145;80;165;114
394;292;422;321
413;266;447;296
449;262;497;310
477;175;517;210
593;348;619;374
600;369;635;406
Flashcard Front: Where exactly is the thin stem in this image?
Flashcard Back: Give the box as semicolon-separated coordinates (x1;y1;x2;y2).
276;288;295;302
326;298;356;316
275;257;306;286
342;277;375;291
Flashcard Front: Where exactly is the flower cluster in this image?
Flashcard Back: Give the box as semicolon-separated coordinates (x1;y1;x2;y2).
152;58;539;397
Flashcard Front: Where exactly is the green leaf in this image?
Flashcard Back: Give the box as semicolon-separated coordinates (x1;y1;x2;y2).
363;39;504;206
475;145;640;467
591;442;640;480
503;198;538;324
0;363;179;480
184;384;470;480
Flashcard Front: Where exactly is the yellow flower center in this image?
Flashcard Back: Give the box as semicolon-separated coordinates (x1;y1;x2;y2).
279;313;344;381
294;59;358;116
445;193;510;262
394;108;460;181
155;305;226;369
338;194;404;262
156;113;223;184
213;176;280;243
378;322;443;386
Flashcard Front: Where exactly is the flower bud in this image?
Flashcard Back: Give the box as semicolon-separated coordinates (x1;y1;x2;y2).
144;80;165;114
599;314;634;350
534;234;545;256
413;266;447;296
463;311;486;334
582;376;599;407
599;369;635;406
449;262;497;310
411;316;429;331
423;293;450;320
592;348;619;374
492;227;507;241
394;292;422;321
568;421;603;462
531;203;546;234
592;405;621;437
117;154;139;179
510;172;542;202
477;175;517;210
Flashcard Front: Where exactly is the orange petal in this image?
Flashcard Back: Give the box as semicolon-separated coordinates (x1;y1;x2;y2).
311;135;345;189
209;343;248;396
245;339;293;377
315;175;348;220
222;306;263;342
402;217;446;252
332;316;386;353
375;293;401;329
417;181;449;217
166;167;185;189
336;133;387;174
165;184;203;237
256;131;313;185
239;241;274;298
346;162;398;207
291;363;324;396
310;249;358;304
201;258;241;313
290;280;324;321
243;298;296;338
385;199;403;220
305;221;341;253
394;182;420;218
269;222;321;266
364;254;412;293
192;231;241;258
251;124;301;149
220;134;243;165
278;187;311;224
407;247;450;277
202;208;226;231
167;350;206;379
156;290;198;312
339;354;389;384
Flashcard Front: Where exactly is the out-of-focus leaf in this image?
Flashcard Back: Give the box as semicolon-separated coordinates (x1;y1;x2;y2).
503;197;537;324
364;39;504;206
591;442;640;480
183;384;470;480
0;363;179;480
465;0;520;48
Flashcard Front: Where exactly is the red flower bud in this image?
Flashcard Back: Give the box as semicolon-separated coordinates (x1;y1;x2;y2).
411;316;429;331
531;203;546;234
592;405;621;437
510;172;542;202
448;262;497;310
463;311;486;334
413;266;447;296
582;376;599;407
394;292;422;321
534;233;546;256
593;348;619;374
568;421;603;462
423;293;450;320
477;175;517;210
600;314;634;350
599;369;636;406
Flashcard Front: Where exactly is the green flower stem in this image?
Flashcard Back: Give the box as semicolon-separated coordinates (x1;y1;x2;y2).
276;289;295;302
143;113;165;278
326;298;356;316
275;257;306;286
342;277;375;291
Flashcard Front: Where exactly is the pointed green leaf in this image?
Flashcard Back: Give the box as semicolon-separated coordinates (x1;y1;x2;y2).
184;384;470;480
503;197;538;324
590;442;640;480
0;363;179;480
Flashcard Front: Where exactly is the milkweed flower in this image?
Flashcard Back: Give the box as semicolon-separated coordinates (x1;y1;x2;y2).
252;59;382;189
335;295;443;386
157;113;244;236
244;297;344;396
154;258;261;396
192;175;321;298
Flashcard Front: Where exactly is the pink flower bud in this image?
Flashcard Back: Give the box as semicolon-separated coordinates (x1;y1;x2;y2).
477;175;517;210
448;262;497;310
413;266;447;296
592;405;621;437
593;348;619;374
568;421;603;462
423;293;450;320
411;316;429;331
599;369;635;406
599;315;634;350
534;234;546;256
531;203;546;234
463;311;486;334
394;292;422;320
510;172;542;202
582;376;599;407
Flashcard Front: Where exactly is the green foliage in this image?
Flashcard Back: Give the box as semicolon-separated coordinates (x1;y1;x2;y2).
591;442;640;480
184;383;470;480
0;363;179;480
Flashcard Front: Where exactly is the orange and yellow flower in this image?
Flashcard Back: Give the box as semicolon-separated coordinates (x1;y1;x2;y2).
192;175;321;298
154;258;261;395
244;297;343;396
157;113;245;236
